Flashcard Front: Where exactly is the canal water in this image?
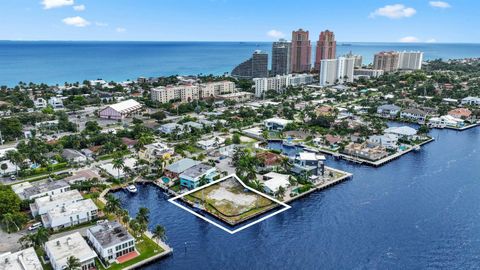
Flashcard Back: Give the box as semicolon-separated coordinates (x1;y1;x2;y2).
113;127;480;269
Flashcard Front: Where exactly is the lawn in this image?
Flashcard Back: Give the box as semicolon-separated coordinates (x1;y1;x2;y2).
96;233;165;270
184;177;278;225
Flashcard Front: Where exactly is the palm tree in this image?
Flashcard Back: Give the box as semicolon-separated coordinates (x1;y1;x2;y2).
112;157;125;179
136;207;150;224
152;225;167;244
105;194;121;215
249;179;264;191
198;175;209;187
18;234;34;249
5;150;24;176
65;256;81;270
32;227;50;248
275;186;286;200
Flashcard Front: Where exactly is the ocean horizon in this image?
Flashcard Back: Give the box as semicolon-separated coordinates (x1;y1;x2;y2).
1;41;479;87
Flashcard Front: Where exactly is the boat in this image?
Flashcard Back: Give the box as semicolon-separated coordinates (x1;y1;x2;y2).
413;145;421;151
127;185;137;193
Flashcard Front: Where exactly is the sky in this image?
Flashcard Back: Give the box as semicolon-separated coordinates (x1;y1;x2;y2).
0;0;478;43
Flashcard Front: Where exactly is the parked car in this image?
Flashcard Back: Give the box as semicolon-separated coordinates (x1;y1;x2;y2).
10;175;16;181
28;222;42;231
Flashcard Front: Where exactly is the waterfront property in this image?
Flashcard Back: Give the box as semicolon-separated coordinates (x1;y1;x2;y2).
262;172;290;195
86;221;136;264
181;175;281;226
45;232;98;270
264;117;292;131
164;158;201;180
179;163;217;189
291;152;326;177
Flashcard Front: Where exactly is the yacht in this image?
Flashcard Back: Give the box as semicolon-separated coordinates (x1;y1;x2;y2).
127;184;138;193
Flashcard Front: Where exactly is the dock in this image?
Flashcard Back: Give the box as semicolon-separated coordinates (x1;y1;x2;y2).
317;138;435;167
284;166;353;203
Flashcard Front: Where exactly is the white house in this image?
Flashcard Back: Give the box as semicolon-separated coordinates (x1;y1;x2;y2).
368;134;398;149
179;163;217;189
30;189;83;217
428;115;464;128
48;97;64;109
262;172;290;194
196;137;225;150
34;98;47;109
377;104;400;117
45;232;97;270
400;108;428;123
41;199;98;231
0;247;43;270
12;180;70;200
461;96;480;106
264;117;292;131
98;99;143;119
138;142;174;161
384;126;418;140
86;221;136;263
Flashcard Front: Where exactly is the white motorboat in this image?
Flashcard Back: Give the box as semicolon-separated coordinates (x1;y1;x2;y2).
127;184;138;193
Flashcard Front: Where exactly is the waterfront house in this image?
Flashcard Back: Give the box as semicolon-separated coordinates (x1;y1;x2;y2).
256;151;284;171
448;108;473;120
377;104;400;118
138;142;174;161
291;152;326;177
99;158;137;179
86;221;136;263
98;99;143;119
264;117;292;131
12;179;70;200
384;126;418;140
262;172;290;195
343;142;389;161
400;108;428;123
30;189;83;217
0;247;43;270
428;115;464;128
45;232;97;270
179;163;217;189
41;199;98;231
367;134;398;150
164;158;201;180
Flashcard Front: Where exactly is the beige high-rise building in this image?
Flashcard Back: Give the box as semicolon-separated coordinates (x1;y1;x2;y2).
199;81;235;98
373;51;400;72
150;85;200;103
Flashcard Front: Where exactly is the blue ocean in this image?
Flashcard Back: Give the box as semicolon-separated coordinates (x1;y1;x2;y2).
0;41;479;86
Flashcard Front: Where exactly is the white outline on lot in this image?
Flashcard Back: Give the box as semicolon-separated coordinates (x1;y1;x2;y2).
168;174;291;234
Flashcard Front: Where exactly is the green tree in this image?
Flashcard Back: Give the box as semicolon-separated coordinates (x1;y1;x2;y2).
65;256;81;270
152;224;167;244
112;156;125;179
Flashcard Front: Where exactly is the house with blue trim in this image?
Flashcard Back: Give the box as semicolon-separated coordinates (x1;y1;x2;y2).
179;163;217;189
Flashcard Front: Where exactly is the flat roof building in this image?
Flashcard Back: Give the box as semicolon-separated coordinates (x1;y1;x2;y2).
41;199;98;231
86;221;136;263
0;247;43;270
45;232;97;270
30;189;83;217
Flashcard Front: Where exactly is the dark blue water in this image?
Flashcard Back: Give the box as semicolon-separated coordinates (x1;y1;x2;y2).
1;41;480;86
113;127;480;269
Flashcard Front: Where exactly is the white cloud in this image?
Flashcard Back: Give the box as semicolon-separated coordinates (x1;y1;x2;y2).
399;36;419;42
370;4;416;19
73;4;85;11
42;0;74;9
267;29;285;39
95;22;108;27
426;38;437;43
429;1;451;8
116;27;126;33
62;16;90;27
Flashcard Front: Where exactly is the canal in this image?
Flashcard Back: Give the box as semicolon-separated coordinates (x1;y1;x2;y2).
113;127;480;269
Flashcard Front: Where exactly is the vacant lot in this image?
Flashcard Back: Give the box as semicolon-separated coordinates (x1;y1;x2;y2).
185;177;278;225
